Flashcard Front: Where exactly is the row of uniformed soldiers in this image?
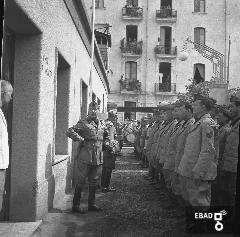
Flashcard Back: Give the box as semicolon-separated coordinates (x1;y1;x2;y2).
136;94;239;232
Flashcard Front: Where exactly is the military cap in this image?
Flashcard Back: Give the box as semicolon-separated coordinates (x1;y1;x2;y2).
88;101;100;111
230;91;240;103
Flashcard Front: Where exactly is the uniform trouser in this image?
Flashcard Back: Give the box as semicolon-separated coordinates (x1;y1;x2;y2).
185;177;211;210
101;167;113;188
0;170;6;220
73;162;102;207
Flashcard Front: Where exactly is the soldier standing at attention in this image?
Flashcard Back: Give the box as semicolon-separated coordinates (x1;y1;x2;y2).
219;93;240;207
177;96;217;233
66;101;105;213
101;112;118;193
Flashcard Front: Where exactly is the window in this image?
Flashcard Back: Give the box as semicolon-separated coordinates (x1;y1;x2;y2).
194;63;205;83
194;27;205;44
126;0;138;7
125;61;137;81
95;0;104;9
194;0;205;13
126;25;138;43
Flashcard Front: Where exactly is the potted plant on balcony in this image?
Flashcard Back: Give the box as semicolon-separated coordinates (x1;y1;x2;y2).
136;80;141;91
136;41;143;54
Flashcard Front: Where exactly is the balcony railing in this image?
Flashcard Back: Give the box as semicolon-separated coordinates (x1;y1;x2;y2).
120;79;141;92
120;38;143;56
155;83;176;93
122;6;143;19
155;45;177;57
156;9;177;19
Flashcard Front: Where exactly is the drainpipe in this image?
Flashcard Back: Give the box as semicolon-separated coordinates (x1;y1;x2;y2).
89;0;96;102
144;0;149;107
224;0;227;83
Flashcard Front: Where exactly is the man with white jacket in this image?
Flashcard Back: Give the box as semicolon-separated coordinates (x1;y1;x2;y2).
0;80;13;219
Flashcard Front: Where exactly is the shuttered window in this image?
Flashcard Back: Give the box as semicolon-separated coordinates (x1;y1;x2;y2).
194;27;205;44
194;0;205;12
125;61;137;81
95;0;104;9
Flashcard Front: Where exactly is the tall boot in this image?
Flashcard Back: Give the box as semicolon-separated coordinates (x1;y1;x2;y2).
88;181;103;212
72;185;86;214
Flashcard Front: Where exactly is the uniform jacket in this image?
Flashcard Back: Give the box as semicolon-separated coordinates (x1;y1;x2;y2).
215;123;231;164
158;119;178;164
102;120;118;169
174;118;195;172
221;118;240;173
0;109;9;169
163;120;186;170
66;117;105;165
177;114;217;180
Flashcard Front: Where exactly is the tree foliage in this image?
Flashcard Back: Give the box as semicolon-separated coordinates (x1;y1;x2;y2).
177;78;213;103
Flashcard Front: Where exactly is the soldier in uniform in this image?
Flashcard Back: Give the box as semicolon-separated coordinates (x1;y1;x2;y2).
218;93;240;207
66;101;105;213
173;103;195;205
177;96;217;233
211;105;231;206
101;112;118;192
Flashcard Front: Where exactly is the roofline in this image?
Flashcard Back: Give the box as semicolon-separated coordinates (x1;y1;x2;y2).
63;0;110;93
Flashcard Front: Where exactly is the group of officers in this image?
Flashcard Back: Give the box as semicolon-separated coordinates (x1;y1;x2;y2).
134;93;239;233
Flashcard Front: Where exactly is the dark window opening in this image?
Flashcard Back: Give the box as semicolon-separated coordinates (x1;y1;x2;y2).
160;26;172;54
125;61;137;81
158;62;171;92
95;0;104;8
126;25;138;43
161;0;172;8
194;63;205;83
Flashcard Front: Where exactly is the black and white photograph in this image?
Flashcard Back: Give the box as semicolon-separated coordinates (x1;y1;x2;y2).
0;0;240;236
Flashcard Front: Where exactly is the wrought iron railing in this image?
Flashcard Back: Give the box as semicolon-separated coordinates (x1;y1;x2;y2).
120;38;143;55
155;83;176;93
156;9;177;18
120;79;141;91
122;7;143;18
154;45;177;55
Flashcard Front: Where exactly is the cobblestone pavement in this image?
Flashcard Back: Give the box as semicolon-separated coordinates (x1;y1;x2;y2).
31;147;230;237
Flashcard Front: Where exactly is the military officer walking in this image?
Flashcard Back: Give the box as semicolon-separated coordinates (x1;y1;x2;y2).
66;101;104;213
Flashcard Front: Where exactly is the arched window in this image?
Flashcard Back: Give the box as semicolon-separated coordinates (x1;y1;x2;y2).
194;27;205;44
125;61;137;81
194;63;205;83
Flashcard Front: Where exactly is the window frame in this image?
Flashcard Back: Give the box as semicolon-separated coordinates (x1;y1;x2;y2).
194;27;206;45
95;0;105;9
194;0;205;13
125;61;137;81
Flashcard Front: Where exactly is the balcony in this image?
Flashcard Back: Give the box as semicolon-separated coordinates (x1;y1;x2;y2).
154;45;177;59
156;9;177;23
155;83;176;94
120;79;141;93
120;38;143;59
122;6;143;20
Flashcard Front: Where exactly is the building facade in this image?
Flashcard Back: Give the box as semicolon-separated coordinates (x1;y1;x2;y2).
84;0;240;121
2;0;109;221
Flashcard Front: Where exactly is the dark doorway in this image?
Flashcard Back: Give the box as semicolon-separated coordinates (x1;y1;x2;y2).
81;81;88;119
124;101;136;120
126;25;138;43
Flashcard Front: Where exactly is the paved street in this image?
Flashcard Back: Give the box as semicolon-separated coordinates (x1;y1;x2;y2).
31;147;188;237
